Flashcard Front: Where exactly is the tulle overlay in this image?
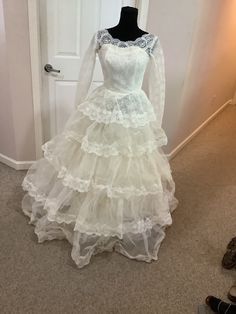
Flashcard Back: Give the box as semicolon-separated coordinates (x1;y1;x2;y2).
21;84;178;268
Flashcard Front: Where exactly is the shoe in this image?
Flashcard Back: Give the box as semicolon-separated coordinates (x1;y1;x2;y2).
206;295;236;313
227;237;236;250
222;249;236;269
222;239;236;270
228;283;236;303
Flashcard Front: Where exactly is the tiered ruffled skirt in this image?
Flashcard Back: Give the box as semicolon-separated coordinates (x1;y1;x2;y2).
21;85;179;268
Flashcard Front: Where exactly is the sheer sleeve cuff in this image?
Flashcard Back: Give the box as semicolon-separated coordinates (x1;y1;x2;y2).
142;36;166;130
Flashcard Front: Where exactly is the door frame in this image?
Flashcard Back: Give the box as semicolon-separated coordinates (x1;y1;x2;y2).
27;0;150;159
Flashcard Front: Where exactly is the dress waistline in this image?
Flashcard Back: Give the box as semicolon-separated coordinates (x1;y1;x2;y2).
102;83;143;96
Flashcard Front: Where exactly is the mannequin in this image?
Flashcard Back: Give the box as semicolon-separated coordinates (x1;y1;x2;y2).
106;6;148;41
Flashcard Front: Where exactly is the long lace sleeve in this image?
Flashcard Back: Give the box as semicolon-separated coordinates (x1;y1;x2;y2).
74;32;98;108
143;36;166;130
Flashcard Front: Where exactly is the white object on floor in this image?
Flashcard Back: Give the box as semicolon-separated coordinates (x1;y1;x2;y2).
21;29;179;268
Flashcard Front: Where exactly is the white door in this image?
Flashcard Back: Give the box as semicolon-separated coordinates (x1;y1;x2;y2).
40;0;138;143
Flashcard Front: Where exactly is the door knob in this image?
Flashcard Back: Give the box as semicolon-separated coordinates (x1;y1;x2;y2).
44;64;60;73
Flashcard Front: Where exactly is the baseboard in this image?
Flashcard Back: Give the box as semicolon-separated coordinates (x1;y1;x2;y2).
0;98;232;170
166;99;232;160
0;153;35;170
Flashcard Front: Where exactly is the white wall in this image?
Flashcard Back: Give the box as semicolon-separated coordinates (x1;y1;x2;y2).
147;0;236;154
0;0;35;162
0;0;16;159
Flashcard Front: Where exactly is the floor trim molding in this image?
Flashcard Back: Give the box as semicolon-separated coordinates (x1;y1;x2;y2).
0;99;232;169
167;99;232;160
0;153;35;170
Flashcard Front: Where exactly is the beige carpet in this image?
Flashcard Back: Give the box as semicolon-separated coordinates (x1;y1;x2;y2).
0;104;236;314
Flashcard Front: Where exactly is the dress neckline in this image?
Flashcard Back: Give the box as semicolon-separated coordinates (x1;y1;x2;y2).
97;29;157;53
103;28;151;44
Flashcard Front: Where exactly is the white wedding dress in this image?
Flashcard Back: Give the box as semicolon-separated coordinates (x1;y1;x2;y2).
21;29;179;268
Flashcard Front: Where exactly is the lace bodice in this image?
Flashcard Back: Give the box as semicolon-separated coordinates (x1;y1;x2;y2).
74;28;166;129
95;29;157;94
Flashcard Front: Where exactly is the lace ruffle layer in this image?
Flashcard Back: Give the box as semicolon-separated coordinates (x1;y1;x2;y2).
21;191;175;268
22;180;177;237
22;128;178;229
39;139;171;198
76;85;158;128
22;152;178;268
22;147;178;268
23;83;172;199
61;115;167;158
63;85;168;158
